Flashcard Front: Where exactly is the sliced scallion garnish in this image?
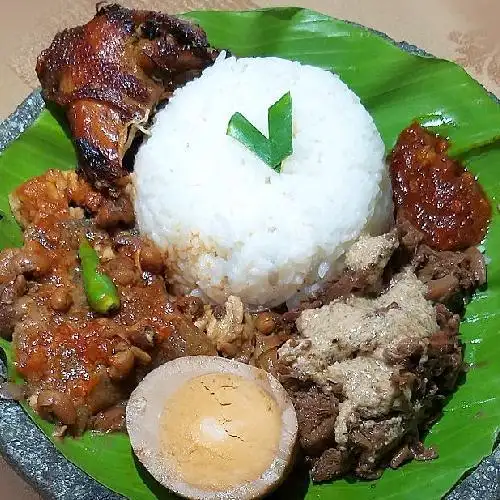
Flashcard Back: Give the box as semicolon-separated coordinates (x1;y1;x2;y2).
227;92;293;173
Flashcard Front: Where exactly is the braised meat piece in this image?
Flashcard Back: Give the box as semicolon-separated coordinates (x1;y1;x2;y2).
396;218;487;309
390;123;491;251
292;386;339;457
36;3;218;190
89;403;127;433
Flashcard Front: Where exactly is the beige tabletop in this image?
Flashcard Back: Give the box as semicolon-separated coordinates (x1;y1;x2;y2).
0;1;498;498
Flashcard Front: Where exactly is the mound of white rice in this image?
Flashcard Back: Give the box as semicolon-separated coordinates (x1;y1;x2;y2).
134;54;392;307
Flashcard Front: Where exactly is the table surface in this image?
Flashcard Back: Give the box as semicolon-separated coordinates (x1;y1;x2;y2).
0;1;498;498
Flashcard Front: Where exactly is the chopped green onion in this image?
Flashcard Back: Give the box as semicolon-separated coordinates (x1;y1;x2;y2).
227;113;273;166
227;91;293;173
268;92;293;167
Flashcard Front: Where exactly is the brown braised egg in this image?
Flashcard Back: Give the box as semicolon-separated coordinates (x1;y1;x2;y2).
126;356;298;499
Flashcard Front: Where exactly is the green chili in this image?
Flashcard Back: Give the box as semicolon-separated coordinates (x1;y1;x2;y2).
78;237;120;314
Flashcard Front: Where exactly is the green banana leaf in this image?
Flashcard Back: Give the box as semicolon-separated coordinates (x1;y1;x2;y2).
1;7;499;500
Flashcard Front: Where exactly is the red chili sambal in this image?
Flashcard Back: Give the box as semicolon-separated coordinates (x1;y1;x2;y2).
389;123;491;251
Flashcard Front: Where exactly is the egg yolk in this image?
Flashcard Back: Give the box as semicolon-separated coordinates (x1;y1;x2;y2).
159;372;282;491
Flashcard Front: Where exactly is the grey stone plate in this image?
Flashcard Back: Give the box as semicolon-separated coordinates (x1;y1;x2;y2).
0;29;499;500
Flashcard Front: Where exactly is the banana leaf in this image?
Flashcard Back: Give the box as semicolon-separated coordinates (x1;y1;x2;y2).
0;7;499;500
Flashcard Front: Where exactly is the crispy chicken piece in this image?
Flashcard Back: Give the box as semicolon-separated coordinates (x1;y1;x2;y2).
36;3;218;190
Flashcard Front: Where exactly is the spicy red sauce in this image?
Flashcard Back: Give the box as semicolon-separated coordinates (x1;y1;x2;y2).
16;320;119;399
389;123;491;251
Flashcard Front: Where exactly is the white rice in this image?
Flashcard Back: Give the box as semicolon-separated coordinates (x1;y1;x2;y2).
134;54;392;307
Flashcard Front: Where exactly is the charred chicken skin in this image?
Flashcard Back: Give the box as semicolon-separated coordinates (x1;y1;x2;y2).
36;3;218;190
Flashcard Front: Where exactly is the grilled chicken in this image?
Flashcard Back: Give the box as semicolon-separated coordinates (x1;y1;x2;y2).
36;3;219;190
